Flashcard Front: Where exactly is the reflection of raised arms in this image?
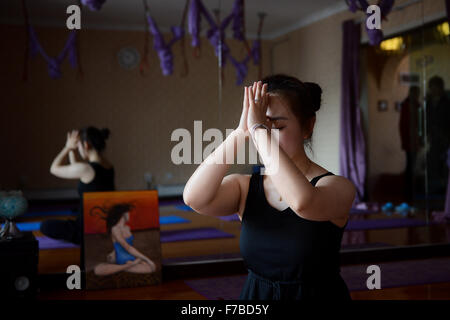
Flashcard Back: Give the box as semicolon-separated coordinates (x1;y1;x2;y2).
50;130;94;180
111;227;154;266
69;150;77;164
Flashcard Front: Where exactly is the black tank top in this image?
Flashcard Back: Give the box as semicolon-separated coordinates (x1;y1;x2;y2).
77;162;115;197
240;171;348;284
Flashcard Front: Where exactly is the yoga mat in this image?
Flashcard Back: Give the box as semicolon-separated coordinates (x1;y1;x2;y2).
175;204;194;211
160;215;190;225
23;210;77;218
184;257;450;299
160;227;234;243
345;218;435;231
158;199;185;207
7;216;189;232
2;221;41;232
349;208;379;215
36;236;79;250
218;214;240;222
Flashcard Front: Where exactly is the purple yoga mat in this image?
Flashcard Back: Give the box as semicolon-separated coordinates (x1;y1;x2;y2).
346;218;433;231
36;236;79;250
350;208;379;215
184;257;450;300
218;214;240;222
160;227;235;243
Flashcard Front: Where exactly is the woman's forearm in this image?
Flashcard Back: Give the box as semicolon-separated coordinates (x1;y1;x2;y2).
69;150;77;164
183;129;247;209
251;128;314;211
50;146;71;174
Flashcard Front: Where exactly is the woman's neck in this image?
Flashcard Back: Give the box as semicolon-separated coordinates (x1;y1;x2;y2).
87;152;102;163
291;150;312;176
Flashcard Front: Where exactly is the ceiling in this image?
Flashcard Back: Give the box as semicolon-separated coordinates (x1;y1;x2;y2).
0;0;348;39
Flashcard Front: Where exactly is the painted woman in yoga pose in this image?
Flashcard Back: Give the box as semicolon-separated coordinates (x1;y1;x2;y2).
183;74;356;300
41;127;115;244
91;203;157;276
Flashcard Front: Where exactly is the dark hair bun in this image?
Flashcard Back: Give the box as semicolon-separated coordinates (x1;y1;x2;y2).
101;128;110;140
304;82;322;112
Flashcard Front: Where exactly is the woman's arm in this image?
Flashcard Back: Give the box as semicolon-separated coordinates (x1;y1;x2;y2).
248;82;356;221
182;87;251;217
50;131;92;180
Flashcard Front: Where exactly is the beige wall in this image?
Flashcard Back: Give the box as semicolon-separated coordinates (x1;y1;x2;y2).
0;24;271;191
1;0;446;193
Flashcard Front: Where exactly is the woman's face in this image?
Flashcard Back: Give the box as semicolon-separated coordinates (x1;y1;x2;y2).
124;212;130;222
265;94;309;159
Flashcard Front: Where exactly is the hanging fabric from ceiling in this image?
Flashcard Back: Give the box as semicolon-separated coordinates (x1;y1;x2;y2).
346;0;395;46
22;0;82;80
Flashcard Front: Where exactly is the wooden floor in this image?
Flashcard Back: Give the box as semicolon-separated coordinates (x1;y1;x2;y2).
37;276;450;300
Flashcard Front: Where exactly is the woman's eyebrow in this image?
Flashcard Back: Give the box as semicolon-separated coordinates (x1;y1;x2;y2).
266;116;288;121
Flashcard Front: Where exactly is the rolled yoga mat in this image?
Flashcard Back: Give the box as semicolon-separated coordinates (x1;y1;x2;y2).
160;227;235;243
184;257;450;300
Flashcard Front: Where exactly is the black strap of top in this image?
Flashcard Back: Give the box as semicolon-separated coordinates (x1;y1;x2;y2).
309;172;334;187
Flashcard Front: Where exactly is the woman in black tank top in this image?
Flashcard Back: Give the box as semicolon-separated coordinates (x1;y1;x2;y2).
41;126;115;244
183;75;356;300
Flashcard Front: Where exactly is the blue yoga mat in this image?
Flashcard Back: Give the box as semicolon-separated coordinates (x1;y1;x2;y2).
175;204;194;211
5;215;190;232
160;215;190;225
1;221;42;232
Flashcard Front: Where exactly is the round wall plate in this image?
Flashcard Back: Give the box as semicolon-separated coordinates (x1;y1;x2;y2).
117;47;141;70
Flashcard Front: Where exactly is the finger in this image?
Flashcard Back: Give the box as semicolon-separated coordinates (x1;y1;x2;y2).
255;81;261;102
243;86;248;108
252;82;257;95
248;85;254;107
261;83;268;106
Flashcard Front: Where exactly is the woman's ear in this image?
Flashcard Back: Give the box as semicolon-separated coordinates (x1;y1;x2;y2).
83;141;90;150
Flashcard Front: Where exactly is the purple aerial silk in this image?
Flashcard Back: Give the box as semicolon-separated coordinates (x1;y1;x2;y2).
340;20;366;204
188;0;259;85
81;0;106;11
28;26;78;79
146;14;184;76
347;0;395;46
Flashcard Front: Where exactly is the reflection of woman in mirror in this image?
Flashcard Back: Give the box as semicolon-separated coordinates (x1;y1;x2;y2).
90;203;156;276
41;127;115;244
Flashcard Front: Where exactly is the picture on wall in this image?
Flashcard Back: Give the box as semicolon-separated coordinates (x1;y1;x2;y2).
83;190;162;290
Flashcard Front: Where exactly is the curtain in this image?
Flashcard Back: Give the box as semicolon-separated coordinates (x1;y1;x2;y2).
339;20;366;204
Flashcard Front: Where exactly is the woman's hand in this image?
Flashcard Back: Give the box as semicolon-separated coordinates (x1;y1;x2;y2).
247;81;270;131
65;130;79;150
236;86;250;135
